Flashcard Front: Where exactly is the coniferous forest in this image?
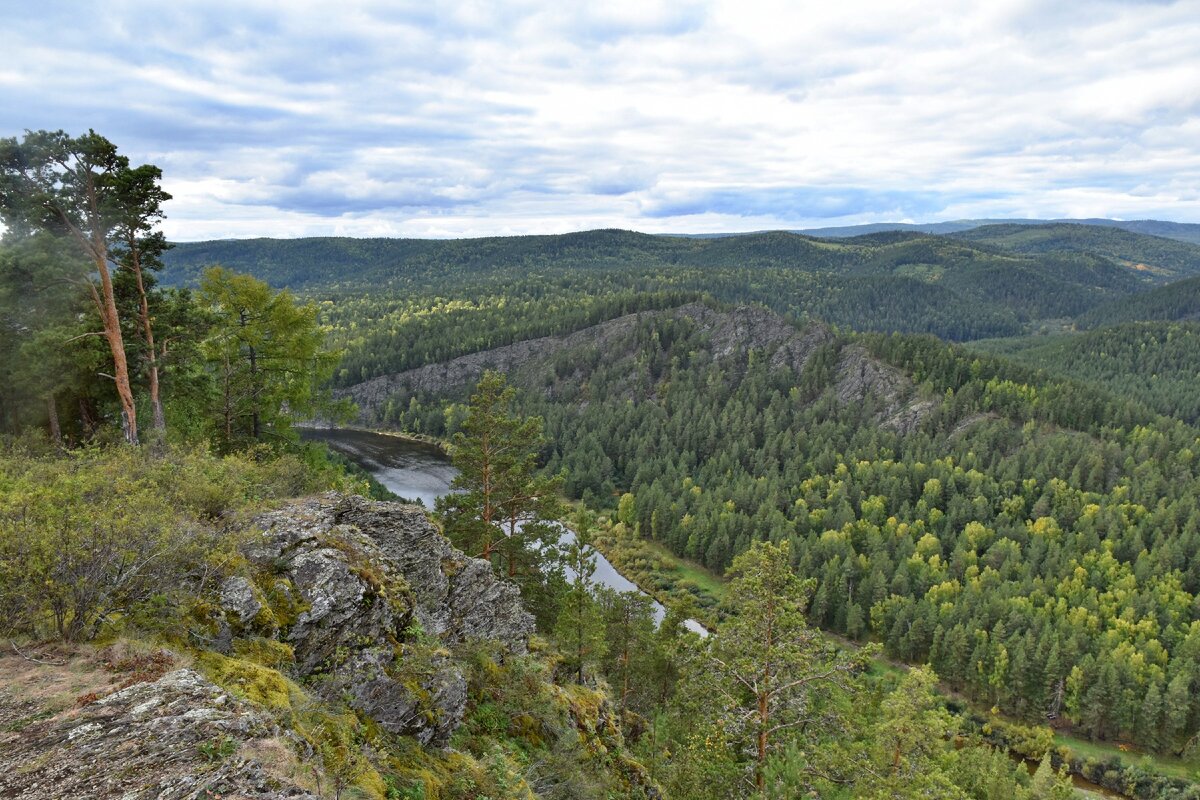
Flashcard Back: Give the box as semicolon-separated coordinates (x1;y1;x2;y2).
5;126;1200;799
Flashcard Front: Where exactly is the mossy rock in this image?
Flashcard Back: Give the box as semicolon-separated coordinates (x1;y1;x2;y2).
257;575;311;632
232;636;295;669
196;651;301;712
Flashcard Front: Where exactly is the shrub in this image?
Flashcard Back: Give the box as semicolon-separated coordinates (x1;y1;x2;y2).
0;443;346;641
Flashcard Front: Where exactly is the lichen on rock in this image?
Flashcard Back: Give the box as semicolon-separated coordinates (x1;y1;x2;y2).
219;493;535;748
0;668;318;800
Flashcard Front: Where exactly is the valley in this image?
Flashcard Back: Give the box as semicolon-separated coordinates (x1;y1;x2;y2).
153;221;1200;796
8;6;1200;796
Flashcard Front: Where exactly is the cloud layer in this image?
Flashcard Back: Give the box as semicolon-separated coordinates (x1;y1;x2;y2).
4;0;1200;239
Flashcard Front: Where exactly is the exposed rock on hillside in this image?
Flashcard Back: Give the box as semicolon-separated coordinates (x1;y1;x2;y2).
0;667;315;800
341;301;931;430
224;494;534;746
0;496;656;799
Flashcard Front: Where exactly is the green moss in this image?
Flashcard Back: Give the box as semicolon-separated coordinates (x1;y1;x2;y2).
258;576;310;632
353;763;389;800
196;651;300;711
232;636;295;669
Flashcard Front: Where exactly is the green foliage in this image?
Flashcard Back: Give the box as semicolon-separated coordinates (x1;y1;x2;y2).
159;226;1191;395
0;129;179;445
197;735;238;763
198;266;347;449
951;222;1200;281
436;371;566;632
0;443;353;641
697;540;868;792
595;588;658;715
1077;274;1200;328
553;525;607;683
972;321;1200;423
381;307;1200;758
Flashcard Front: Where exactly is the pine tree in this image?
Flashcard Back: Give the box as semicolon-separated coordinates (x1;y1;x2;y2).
1029;752;1074;800
1164;671;1193;754
701;540;867;793
1137;680;1164;753
0;130;171;444
597;587;657;714
437;371;562;573
553;524;606;683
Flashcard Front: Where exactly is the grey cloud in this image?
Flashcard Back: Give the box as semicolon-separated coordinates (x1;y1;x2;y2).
4;0;1200;238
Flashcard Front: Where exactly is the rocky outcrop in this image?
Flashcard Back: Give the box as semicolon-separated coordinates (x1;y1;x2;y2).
341;302;835;417
224;493;534;747
339;305;653;414
338;300;936;433
0;668;316;800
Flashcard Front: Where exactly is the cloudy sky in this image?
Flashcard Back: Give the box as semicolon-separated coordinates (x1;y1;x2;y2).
4;0;1200;240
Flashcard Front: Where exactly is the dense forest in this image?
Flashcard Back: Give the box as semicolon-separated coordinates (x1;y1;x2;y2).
972;322;1200;424
158;224;1200;396
1076;275;1200;329
368;304;1200;768
5;129;1200;798
950;223;1200;281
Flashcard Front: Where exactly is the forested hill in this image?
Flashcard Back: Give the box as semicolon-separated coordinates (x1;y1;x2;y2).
970;320;1200;424
1076;273;1200;328
355;299;1200;758
799;217;1200;244
342;302;929;434
949;222;1200;281
163;225;1187;385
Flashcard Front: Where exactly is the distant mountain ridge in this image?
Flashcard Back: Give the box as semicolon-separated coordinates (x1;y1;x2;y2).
161;223;1200;369
788;218;1200;244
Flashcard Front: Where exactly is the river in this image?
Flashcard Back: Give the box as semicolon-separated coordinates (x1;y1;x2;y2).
304;427;1130;796
302;427;707;636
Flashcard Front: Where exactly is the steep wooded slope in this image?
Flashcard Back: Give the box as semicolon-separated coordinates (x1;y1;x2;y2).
345;301;1200;757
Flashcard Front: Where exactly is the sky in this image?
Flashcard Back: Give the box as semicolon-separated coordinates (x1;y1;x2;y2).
3;0;1200;240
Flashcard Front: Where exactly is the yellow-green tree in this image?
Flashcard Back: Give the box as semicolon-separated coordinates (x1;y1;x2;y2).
198;266;341;448
703;540;868;794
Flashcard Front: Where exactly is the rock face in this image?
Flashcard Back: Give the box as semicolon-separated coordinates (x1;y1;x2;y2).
230;493;534;747
0;668;316;800
341;303;840;416
341;300;933;432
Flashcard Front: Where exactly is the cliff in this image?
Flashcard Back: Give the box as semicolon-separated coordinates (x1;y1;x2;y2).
0;494;655;799
340;302;931;434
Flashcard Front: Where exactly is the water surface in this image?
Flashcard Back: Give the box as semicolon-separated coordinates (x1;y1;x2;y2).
304;426;706;635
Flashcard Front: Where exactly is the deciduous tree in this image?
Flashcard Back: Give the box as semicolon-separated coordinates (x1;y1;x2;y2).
198;266;340;447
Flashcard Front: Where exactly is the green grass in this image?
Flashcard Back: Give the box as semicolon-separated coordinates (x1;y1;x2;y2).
1052;732;1198;781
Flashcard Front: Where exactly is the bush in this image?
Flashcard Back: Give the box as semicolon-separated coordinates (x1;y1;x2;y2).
0;443;347;641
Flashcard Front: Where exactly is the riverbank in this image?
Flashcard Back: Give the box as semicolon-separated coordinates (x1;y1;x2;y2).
310;425;1194;797
582;506;1199;798
300;422;450;453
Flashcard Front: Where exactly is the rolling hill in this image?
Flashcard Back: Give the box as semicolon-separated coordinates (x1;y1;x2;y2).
796;217;1200;245
1076;274;1200;328
970;321;1200;424
949;223;1200;282
163;227;1165;387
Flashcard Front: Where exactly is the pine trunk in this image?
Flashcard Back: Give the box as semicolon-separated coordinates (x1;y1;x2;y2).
46;394;61;447
95;251;138;445
130;244;165;434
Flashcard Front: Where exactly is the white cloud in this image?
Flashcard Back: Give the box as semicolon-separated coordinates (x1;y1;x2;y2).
3;0;1200;239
